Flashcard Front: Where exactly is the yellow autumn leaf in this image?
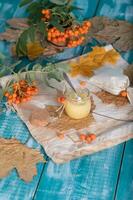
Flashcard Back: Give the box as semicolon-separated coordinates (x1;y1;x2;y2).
102;49;120;64
70;46;120;77
27;41;44;60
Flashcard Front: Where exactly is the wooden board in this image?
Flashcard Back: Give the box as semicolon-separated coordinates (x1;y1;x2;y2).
115;140;133;200
33;144;124;200
0;103;45;200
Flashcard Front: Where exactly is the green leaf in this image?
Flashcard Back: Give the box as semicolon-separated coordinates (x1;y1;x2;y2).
16;25;36;57
26;2;40;12
9;60;22;70
32;64;43;71
28;26;35;42
0;53;5;63
16;29;29;56
37;21;46;35
49;0;68;5
0;87;4;102
68;5;83;12
19;0;33;7
49;16;64;31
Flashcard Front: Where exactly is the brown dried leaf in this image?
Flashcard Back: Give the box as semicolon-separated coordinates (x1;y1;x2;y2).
113;32;133;51
0;138;45;182
88;16;133;52
95;91;129;107
94;26;119;44
46;105;95;133
7;18;29;29
0;29;23;42
124;64;133;86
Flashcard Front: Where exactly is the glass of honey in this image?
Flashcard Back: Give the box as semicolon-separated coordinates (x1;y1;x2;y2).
64;88;91;119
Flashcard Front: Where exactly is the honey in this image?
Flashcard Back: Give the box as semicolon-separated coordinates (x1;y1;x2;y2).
64;88;91;119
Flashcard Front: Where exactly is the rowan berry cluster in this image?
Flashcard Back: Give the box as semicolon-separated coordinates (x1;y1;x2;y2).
79;133;96;144
41;9;51;21
4;80;38;105
47;19;91;47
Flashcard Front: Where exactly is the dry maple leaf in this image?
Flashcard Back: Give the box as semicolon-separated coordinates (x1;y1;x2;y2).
0;138;45;182
6;18;29;30
102;49;120;64
46;105;95;133
70;47;120;77
95;91;129;107
0;18;29;42
124;64;133;86
0;29;23;42
88;16;133;52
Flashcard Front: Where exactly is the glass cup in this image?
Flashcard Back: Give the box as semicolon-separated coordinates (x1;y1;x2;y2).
64;88;91;119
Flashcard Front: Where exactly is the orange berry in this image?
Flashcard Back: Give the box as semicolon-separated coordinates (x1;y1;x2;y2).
13;83;19;90
15;99;20;104
21;97;27;103
41;9;46;14
60;32;64;36
79;134;86;141
72;41;77;45
27;86;32;91
84;21;91;27
8;95;13;100
64;34;67;39
79;27;83;33
26;90;31;95
54;30;60;36
57;37;62;42
74;31;79;37
26;96;32;101
57;133;64;139
60;36;65;42
68;30;73;36
42;9;50;15
52;38;58;43
32;88;38;94
89;134;96;141
120;91;127;97
80;30;85;34
19;80;26;85
65;33;69;38
12;93;17;98
46;15;50;19
57;96;65;103
86;135;92;143
79;80;87;87
4;92;9;97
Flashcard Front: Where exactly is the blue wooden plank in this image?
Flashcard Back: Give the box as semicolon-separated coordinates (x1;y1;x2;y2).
96;0;133;22
0;164;44;200
34;144;124;200
115;139;133;200
0;102;45;200
95;0;133;64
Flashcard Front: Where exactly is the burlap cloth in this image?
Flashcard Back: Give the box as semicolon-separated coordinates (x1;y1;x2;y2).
0;46;133;163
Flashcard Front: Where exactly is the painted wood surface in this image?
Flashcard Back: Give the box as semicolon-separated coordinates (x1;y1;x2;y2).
115;140;133;200
0;102;45;200
34;144;125;200
0;0;133;199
